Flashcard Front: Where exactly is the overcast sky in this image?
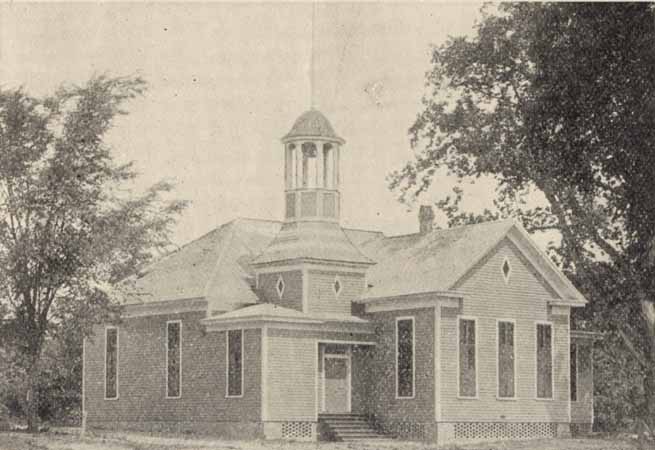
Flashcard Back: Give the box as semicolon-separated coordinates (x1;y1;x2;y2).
1;2;490;246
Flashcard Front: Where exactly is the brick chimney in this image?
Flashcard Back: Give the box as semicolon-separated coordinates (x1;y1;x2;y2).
419;205;435;234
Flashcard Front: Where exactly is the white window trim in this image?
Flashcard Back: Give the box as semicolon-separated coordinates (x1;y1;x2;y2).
276;275;285;299
571;341;579;403
456;315;479;400
496;318;518;400
395;316;415;400
226;329;245;398
104;326;119;401
166;320;182;399
501;256;512;284
534;320;554;400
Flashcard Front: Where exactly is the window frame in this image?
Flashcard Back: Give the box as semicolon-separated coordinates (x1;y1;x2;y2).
333;275;343;297
534;321;554;400
496;318;517;400
166;320;182;399
395;316;415;400
276;275;285;299
104;326;119;400
226;328;245;398
457;315;479;399
501;256;512;284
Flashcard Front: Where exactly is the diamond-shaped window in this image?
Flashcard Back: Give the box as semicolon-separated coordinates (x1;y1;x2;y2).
502;258;511;283
276;275;285;298
333;277;342;296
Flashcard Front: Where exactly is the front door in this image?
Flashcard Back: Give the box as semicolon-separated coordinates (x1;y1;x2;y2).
323;355;350;413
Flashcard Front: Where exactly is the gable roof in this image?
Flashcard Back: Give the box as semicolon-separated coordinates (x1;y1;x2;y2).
359;219;515;300
359;219;587;306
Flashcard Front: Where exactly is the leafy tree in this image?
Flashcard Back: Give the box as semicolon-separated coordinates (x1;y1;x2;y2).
0;75;188;431
390;3;655;428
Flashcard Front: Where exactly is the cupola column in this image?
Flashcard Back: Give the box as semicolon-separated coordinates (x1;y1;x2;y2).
316;142;325;188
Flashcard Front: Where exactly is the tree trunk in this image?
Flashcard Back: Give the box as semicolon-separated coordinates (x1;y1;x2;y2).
25;355;40;433
641;300;655;431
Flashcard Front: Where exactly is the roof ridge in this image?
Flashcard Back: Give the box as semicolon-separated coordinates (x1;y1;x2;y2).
132;221;232;279
384;217;514;240
201;221;238;300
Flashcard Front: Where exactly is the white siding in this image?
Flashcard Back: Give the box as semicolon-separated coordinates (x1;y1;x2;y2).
441;238;570;423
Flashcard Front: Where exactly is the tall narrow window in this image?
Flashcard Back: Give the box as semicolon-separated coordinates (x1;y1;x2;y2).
459;318;477;397
570;343;578;402
396;317;414;398
227;329;243;397
167;321;181;398
105;327;118;399
497;321;515;398
536;323;553;399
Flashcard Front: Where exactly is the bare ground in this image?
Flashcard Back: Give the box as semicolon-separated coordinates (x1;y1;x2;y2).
0;430;643;450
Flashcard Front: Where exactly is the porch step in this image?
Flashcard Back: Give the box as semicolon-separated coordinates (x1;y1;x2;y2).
318;414;394;442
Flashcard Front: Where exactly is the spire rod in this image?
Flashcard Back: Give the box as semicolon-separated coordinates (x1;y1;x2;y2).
310;1;316;109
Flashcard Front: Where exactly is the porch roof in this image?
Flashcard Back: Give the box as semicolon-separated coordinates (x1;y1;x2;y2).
202;303;369;326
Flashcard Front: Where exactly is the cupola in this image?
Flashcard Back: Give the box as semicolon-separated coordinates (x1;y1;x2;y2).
282;109;344;223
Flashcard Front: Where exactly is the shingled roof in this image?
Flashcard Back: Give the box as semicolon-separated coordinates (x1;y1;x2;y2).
123;217;585;313
123;218;382;312
359;219;586;305
359;219;516;300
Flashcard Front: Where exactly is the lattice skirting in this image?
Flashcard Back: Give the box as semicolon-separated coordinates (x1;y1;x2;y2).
453;422;558;441
281;421;314;440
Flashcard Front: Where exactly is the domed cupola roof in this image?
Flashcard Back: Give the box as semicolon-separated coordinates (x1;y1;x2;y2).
282;109;345;144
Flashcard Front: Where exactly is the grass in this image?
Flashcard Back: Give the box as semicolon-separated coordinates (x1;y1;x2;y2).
0;429;642;450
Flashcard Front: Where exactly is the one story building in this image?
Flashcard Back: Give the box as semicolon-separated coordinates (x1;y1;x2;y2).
83;110;597;444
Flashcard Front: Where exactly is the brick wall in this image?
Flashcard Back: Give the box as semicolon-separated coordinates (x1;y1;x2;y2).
258;270;302;310
84;311;261;430
364;307;435;424
307;270;364;316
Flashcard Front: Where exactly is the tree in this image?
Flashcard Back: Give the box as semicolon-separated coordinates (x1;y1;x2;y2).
390;3;655;428
0;75;188;431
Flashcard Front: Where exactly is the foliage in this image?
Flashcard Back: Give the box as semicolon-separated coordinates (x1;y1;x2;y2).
390;3;655;430
0;75;188;429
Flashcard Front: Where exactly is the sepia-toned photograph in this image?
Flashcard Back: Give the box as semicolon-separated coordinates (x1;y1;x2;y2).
0;2;653;450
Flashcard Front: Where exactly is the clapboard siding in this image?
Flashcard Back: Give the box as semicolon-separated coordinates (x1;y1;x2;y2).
441;238;570;422
266;329;315;420
259;270;303;311
365;307;435;422
307;270;364;315
84;312;261;425
265;328;375;421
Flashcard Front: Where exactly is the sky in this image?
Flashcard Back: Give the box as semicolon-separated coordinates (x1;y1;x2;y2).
0;2;491;246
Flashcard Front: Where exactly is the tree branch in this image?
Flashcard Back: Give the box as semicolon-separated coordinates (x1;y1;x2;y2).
617;328;648;370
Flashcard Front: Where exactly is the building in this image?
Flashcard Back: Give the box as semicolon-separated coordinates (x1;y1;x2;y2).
83;109;597;444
